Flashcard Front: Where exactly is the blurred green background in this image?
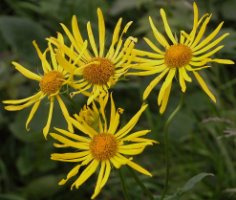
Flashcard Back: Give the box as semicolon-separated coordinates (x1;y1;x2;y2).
0;0;236;199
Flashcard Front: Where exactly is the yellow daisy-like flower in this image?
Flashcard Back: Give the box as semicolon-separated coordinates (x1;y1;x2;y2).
3;37;87;138
48;8;137;104
50;94;156;199
128;2;234;113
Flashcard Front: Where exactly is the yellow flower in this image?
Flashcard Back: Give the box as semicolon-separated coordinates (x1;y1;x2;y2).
3;37;86;138
48;8;137;104
50;94;156;199
128;2;234;113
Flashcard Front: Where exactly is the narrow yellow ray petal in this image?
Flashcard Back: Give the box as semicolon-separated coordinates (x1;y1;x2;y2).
91;161;105;199
190;15;212;48
149;16;169;48
122;130;151;141
193;22;224;51
192;45;224;60
179;68;186;92
132;49;164;59
97;8;105;57
12;62;41;81
115;104;148;139
160;9;177;44
127;65;166;76
127;160;152;176
56;96;74;133
73;160;99;189
58;164;81;185
193;33;229;55
193;71;216;103
143;37;164;54
3;92;42;104
158;68;176;105
160;81;172;114
210;58;234;64
54;127;90;143
181;67;192;82
69;117;97;138
43;98;54;138
106;18;122;58
26;100;41;131
119;148;145;155
32;41;51;73
87;21;98;57
50;133;89;149
143;68;169;100
52;152;89;160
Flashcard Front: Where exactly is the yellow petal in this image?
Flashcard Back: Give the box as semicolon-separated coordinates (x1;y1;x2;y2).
209;58;234;64
26;100;41;131
12;61;41;81
59;164;81;185
73;160;99;189
158;68;176;105
143;37;164;54
159;81;172;114
115;104;148;139
192;45;224;60
122;130;151;141
160;9;177;44
32;41;51;73
3;92;42;105
193;71;216;103
190;15;212;48
143;68;168;100
149;16;169;48
127;160;152;176
193;33;229;55
87;21;98;57
69;117;97;138
193;22;224;51
43;98;54;139
97;8;105;57
56;96;74;133
91;161;105;199
54;127;90;143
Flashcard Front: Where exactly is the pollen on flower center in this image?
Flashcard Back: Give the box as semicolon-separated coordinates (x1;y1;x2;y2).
164;44;192;68
89;133;117;161
83;58;114;85
40;71;64;95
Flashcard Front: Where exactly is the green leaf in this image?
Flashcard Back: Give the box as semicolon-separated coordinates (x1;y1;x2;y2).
164;173;214;200
0;194;26;200
22;175;60;199
0;16;49;64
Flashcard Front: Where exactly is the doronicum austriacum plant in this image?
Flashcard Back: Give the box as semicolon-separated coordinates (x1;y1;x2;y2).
1;1;235;199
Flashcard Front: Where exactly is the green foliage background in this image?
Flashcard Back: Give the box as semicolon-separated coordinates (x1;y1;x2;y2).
0;0;236;199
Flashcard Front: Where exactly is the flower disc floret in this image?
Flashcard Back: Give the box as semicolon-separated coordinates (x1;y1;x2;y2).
83;58;114;85
40;71;64;95
164;44;192;68
90;133;117;161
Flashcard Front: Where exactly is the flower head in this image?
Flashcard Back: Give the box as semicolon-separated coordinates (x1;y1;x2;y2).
3;37;87;138
128;2;234;113
48;8;137;104
50;94;156;199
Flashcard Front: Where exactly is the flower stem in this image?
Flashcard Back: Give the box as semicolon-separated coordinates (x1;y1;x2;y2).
161;94;184;200
128;167;154;200
118;168;130;200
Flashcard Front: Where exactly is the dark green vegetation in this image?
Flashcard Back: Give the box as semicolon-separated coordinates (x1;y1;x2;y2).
0;0;236;199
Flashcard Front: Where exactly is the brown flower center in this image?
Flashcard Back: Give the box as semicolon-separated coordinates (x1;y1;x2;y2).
89;133;117;161
40;71;64;95
83;58;114;85
164;44;192;68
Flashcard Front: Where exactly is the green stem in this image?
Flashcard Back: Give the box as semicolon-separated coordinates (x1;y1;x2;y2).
161;94;184;200
128;167;154;200
118;169;130;200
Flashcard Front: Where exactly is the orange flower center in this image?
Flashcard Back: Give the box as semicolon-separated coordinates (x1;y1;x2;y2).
164;44;192;68
40;71;64;95
89;133;117;161
83;57;114;85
